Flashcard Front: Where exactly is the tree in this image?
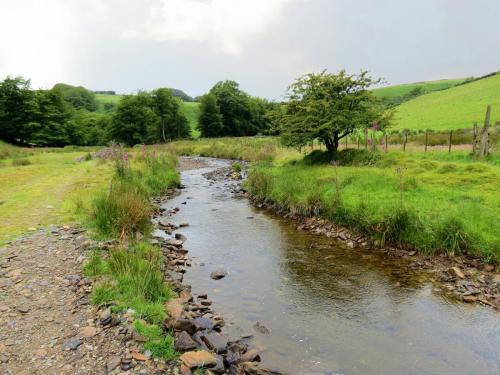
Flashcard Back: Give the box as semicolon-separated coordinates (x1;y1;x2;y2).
28;89;72;146
109;89;189;146
209;80;253;136
151;88;189;141
197;94;223;137
280;70;391;154
0;76;38;144
109;92;158;146
53;83;98;111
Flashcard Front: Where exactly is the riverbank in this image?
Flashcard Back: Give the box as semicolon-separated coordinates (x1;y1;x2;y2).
166;138;500;264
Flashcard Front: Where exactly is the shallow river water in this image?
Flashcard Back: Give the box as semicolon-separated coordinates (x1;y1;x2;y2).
158;158;499;375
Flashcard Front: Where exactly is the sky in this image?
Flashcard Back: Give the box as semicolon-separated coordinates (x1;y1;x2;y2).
1;0;500;99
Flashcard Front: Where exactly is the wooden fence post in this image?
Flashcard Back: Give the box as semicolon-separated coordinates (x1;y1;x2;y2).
448;131;453;153
479;105;491;157
403;131;407;152
425;131;428;152
472;123;478;153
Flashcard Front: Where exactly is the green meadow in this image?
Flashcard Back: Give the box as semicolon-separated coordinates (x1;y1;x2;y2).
372;78;465;100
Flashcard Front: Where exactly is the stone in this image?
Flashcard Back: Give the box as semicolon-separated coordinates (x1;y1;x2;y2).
193;317;214;331
175;331;198;351
179;223;190;227
462;295;478;303
130;351;147;361
166;318;196;334
180;350;217;368
241;346;266;362
0;304;9;312
35;348;47;357
180;364;193;375
253;322;270;334
166;298;184;318
179;290;193;303
106;356;121;372
62;337;83;351
451;266;465;279
210;269;227;280
201;332;228;354
80;326;98;337
17;306;30;314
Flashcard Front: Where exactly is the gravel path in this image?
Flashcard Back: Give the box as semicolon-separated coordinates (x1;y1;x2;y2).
0;227;129;375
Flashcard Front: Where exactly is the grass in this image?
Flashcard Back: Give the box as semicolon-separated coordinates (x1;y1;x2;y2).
165;137;499;262
372;78;465;100
246;149;500;262
88;146;179;239
393;73;500;131
179;101;200;138
0;149;112;245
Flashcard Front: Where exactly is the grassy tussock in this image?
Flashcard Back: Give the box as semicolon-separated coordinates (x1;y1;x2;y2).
89;147;179;239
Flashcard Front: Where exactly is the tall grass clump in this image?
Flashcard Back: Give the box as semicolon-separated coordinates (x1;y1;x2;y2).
89;144;179;239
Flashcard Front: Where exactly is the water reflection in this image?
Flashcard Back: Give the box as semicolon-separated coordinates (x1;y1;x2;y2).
159;158;500;375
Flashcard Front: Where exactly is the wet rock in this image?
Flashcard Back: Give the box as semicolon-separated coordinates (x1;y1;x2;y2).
237;361;283;375
241;346;266;362
179;223;190;228
166;298;184;318
180;350;217;368
175;331;198;351
193;317;214;331
462;295;478;303
210;269;227;280
451;266;465;279
167;239;184;247
253;322;270;334
179;290;193;303
201;332;228;354
175;233;187;242
62;337;83;351
166;318;196;334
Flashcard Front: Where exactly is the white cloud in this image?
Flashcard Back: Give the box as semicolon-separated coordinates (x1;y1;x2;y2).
124;0;295;55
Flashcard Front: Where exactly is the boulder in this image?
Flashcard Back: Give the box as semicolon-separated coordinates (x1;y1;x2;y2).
180;350;217;368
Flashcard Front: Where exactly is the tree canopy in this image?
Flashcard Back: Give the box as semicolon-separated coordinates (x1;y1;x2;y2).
110;89;189;146
197;80;273;137
53;83;98;111
279;70;391;153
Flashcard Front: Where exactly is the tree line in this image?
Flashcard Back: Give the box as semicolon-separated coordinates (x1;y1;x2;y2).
1;70;390;153
0;77;190;146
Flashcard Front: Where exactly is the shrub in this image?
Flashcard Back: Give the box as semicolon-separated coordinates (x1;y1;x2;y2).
232;162;242;173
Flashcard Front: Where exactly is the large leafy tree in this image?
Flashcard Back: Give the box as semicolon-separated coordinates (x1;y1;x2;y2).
110;89;189;146
197;94;223;137
29;89;72;146
0;77;38;144
151;88;189;141
280;70;391;154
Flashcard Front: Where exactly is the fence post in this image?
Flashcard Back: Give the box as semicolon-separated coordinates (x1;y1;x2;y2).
425;131;428;152
448;131;453;153
479;105;491;157
472;123;477;153
403;131;407;152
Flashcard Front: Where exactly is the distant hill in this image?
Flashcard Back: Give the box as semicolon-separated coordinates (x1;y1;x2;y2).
372;78;466;107
392;72;500;131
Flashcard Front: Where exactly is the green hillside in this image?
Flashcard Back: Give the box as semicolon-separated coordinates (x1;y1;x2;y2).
373;78;465;100
393;73;500;131
95;93;123;104
179;101;200;138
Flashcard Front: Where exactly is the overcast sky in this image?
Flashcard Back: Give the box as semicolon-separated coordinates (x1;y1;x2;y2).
1;0;499;99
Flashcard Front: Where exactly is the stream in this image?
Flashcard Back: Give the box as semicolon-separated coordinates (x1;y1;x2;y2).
158;158;499;375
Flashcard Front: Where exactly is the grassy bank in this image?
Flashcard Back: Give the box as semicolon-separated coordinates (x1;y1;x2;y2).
83;145;179;360
0;146;112;244
167;137;499;262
